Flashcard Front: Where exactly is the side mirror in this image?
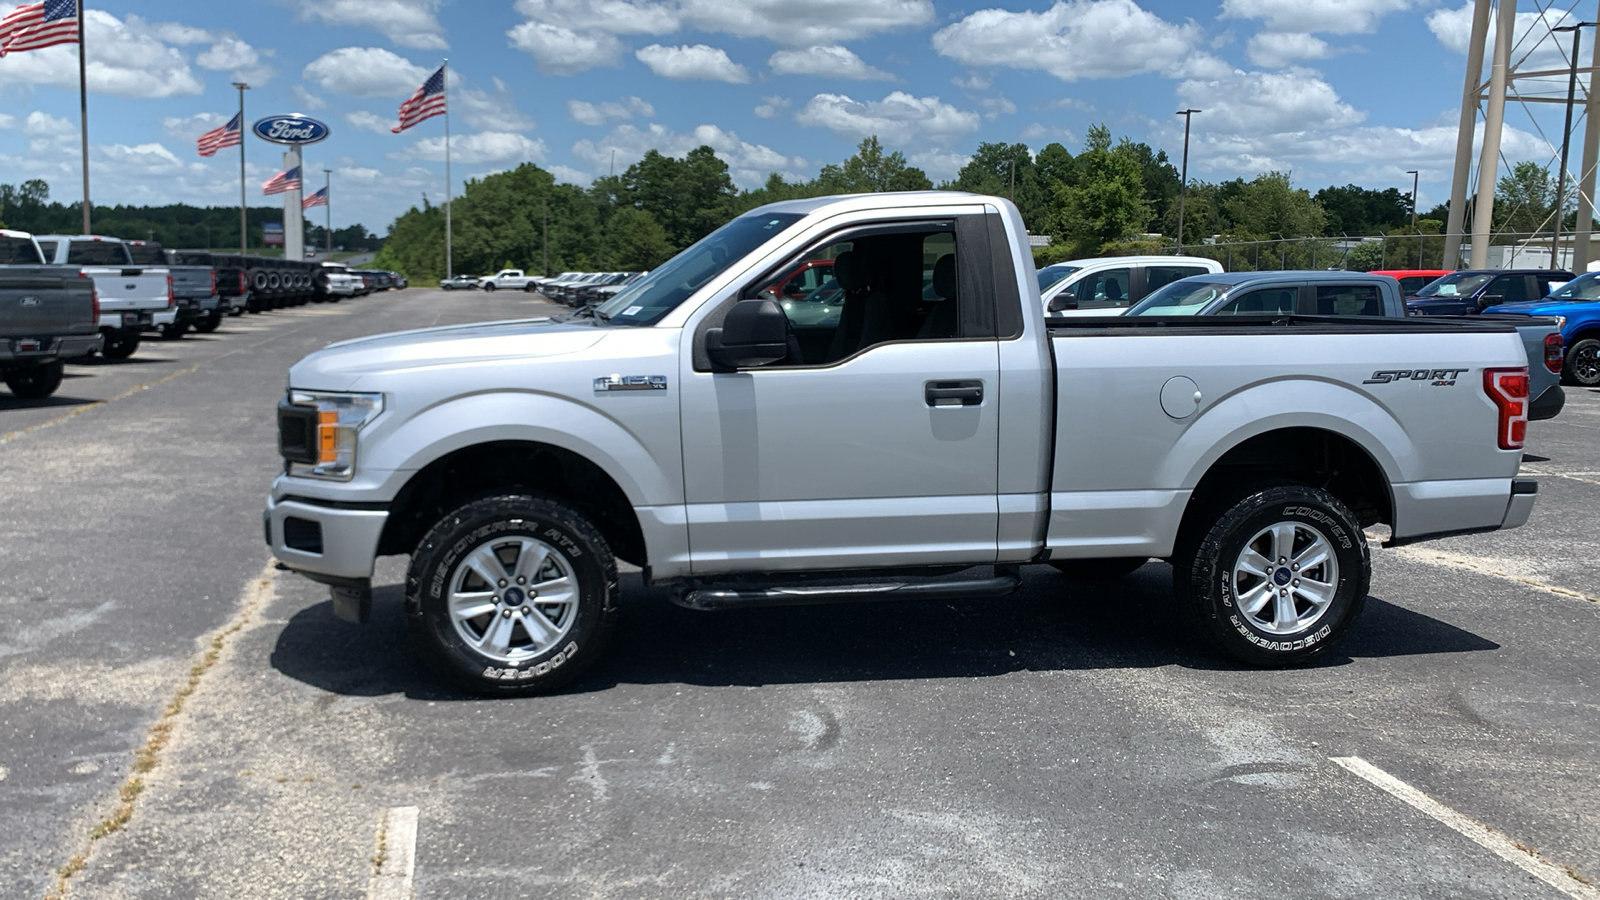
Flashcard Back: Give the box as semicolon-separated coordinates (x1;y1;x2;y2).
706;299;788;370
1478;293;1504;310
1048;294;1077;313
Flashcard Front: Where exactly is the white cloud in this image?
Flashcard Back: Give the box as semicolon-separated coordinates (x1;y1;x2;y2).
409;132;548;165
571;122;807;187
292;85;327;110
302;47;429;98
1221;0;1418;36
567;96;654;125
0;10;202;97
548;164;593;186
951;73;992;91
676;0;934;46
795;91;981;145
457;87;536;132
1176;67;1364;134
909;149;969;182
22;111;75;152
932;0;1204;82
194;36;275;83
1020;123;1078;143
768;46;894;80
635;44;750;82
979;96;1016;119
1195;120;1549;185
346;111;394;134
1427;2;1578;76
161;113;228;144
507;22;628;74
754;95;791;118
1246;32;1336;68
297;0;447;50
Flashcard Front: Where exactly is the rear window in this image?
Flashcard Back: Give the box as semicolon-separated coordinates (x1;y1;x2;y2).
126;244;167;265
0;236;43;264
66;240;131;266
1314;284;1382;316
36;240;58;260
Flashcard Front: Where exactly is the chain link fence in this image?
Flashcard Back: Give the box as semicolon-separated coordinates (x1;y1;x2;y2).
1160;232;1579;272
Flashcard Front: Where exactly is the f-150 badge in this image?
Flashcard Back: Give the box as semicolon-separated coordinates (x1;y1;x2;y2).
594;374;668;392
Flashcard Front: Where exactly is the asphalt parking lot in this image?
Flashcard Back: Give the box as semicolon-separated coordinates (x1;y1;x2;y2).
2;288;1597;899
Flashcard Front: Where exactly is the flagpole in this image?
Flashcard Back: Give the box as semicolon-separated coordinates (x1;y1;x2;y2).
323;169;332;256
234;82;249;254
76;0;89;233
443;58;452;280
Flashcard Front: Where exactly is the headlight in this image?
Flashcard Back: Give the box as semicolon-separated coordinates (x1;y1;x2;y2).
283;390;383;480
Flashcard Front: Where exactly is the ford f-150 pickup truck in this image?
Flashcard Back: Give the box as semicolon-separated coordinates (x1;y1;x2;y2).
266;192;1539;696
0;229;101;398
1484;271;1600;387
127;240;219;338
36;234;172;360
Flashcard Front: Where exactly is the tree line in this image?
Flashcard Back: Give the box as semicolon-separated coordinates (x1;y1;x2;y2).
374;128;1465;282
0;179;383;253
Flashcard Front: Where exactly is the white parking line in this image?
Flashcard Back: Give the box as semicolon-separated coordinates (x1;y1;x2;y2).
368;806;419;900
1332;756;1600;899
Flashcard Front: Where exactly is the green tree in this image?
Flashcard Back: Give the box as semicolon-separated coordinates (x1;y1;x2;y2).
1054;125;1151;253
950;141;1048;232
1224;171;1326;238
1494;160;1556;235
372;201;446;280
604;207;674;270
1314;183;1410;234
813;136;932;194
621;146;737;251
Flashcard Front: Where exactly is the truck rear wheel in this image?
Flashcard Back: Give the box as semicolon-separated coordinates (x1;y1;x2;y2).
101;331;139;360
1174;484;1368;667
194;310;223;333
405;495;619;696
159;321;188;340
4;359;64;399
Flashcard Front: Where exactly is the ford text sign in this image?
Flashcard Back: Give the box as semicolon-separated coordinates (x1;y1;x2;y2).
253;114;330;145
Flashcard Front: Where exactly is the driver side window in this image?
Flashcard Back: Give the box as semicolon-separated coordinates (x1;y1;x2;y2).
738;224;960;366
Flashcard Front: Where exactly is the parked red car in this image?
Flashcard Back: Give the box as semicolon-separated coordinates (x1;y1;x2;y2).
1370;269;1452;296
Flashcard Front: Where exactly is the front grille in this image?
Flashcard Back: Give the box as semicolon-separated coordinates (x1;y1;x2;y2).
277;398;317;464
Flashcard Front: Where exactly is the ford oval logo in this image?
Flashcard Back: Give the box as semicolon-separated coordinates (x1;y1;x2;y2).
252;114;330;145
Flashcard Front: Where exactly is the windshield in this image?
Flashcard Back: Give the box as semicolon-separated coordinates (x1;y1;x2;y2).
1548;271;1600;301
1126;280;1229;316
126;244;166;265
596;211;805;325
0;236;43;264
1036;264;1081;292
1413;272;1492;298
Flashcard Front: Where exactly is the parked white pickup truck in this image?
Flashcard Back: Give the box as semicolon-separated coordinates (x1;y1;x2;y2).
479;269;536;292
266;191;1537;695
36;234;172;360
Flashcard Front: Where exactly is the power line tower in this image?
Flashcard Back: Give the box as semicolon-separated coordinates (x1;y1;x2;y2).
1445;0;1599;269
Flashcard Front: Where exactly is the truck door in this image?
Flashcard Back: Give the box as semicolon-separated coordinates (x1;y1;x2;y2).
677;214;1009;574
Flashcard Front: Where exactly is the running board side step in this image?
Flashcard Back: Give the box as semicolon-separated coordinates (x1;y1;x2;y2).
672;569;1021;611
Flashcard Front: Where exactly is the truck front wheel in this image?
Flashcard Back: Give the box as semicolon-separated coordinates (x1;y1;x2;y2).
1174;484;1368;668
482;282;497;292
4;359;65;399
405;495;619;696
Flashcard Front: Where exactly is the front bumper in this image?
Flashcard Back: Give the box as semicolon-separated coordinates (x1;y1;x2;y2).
264;492;389;582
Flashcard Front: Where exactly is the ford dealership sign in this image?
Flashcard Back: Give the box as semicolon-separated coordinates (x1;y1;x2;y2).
252;114;330;145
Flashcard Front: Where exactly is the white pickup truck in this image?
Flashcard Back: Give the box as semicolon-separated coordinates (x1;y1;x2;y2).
36;234;172;360
478;269;536;292
266;191;1537;695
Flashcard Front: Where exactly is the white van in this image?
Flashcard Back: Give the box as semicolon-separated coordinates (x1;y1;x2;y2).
1038;255;1224;316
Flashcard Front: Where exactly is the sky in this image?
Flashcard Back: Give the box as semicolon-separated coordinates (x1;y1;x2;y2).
0;0;1593;235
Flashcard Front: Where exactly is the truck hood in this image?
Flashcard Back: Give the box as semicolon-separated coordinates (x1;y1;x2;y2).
290;317;608;390
1481;299;1595;315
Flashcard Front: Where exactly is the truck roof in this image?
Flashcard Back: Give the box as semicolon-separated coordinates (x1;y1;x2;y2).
747;190;994;218
34;234;127;243
1188;270;1400;286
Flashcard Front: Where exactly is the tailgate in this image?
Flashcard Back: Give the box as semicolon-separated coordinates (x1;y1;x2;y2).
0;268;96;337
86;266;170;311
169;265;215;298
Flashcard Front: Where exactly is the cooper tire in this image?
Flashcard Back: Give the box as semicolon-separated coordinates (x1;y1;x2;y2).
1564;337;1600;386
1174;484;1368;668
101;331;139;360
4;359;65;399
406;495;619;696
1051;557;1149;581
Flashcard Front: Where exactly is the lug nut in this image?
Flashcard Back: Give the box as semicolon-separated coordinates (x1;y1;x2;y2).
521;606;531;615
502;609;513;618
516;576;526;585
1279;589;1288;597
498;579;507;588
1293;579;1300;587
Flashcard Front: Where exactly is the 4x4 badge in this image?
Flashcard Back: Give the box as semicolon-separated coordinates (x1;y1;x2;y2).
594;374;668;392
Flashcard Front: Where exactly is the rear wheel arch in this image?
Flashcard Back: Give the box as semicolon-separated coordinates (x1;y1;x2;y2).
378;440;647;568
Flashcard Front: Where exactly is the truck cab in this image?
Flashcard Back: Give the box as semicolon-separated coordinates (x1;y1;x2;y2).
1407;269;1570;316
1037;254;1224;316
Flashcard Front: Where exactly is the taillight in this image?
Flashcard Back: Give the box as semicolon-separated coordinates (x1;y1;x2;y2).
1543;332;1564;373
91;287;99;322
210;268;217;296
166;274;175;309
238;271;247;295
1483;367;1529;450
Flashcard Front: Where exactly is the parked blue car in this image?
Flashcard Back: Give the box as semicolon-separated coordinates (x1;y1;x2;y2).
1484;272;1600;386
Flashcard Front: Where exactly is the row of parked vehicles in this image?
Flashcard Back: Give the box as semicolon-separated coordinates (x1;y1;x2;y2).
0;228;406;399
440;269;647;307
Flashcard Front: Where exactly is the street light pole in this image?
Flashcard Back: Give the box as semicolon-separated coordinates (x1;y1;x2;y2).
1406;170;1419;228
1552;23;1595;269
1175;109;1201;254
232;82;250;255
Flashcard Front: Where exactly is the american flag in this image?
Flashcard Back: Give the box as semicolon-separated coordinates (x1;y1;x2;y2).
302;187;328;210
391;64;446;133
196;113;242;158
262;166;302;195
0;0;79;57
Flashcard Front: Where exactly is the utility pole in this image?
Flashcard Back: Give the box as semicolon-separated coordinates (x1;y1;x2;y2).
1407;170;1419;229
1551;22;1596;269
1470;0;1519;269
1175;109;1201;254
542;196;549;276
233;82;250;254
1008;157;1016;202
